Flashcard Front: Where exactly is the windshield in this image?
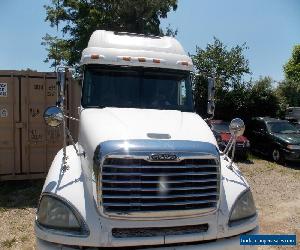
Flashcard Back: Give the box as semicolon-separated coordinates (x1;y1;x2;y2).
82;65;194;112
211;123;230;133
267;122;299;134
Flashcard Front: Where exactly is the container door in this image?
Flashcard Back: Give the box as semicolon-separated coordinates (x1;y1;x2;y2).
0;72;21;175
21;73;64;174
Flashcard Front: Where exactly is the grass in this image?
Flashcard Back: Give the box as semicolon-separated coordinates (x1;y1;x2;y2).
1;238;17;248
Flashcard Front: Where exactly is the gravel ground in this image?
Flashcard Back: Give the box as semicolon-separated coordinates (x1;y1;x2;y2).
0;180;43;250
238;156;300;250
0;157;299;249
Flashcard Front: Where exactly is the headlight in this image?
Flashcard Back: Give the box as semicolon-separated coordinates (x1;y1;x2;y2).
229;190;256;225
287;144;300;150
37;194;88;234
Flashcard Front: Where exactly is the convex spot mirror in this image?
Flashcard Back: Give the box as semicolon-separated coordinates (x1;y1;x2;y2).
229;118;245;137
43;106;64;127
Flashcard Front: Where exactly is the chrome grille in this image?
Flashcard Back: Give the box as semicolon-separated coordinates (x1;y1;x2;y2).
100;157;220;217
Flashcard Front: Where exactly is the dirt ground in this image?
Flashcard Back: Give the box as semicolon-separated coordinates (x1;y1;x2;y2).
0;156;299;249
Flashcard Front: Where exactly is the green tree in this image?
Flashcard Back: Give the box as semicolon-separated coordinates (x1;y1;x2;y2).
284;44;300;83
192;37;250;91
246;77;281;119
191;38;251;117
276;80;300;107
279;45;300;108
43;0;178;68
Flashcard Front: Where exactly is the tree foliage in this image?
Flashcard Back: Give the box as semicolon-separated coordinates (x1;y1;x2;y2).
212;77;280;122
192;39;283;121
276;79;300;107
192;38;251;117
284;44;300;83
246;77;280;120
279;44;300;108
43;0;178;67
192;37;250;91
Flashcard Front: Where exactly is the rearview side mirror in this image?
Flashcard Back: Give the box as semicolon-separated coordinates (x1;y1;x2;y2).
207;77;216;117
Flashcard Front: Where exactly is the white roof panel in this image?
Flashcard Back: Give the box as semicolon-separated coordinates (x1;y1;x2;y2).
81;30;193;71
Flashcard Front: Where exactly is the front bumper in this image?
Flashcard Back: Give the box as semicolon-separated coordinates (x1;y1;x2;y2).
36;227;259;250
282;149;300;161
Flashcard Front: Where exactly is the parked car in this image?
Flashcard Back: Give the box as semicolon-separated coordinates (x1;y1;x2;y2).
286;106;300;122
210;120;250;159
287;118;300;130
246;117;300;162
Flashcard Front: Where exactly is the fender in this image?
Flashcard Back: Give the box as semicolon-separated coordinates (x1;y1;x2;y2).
35;145;107;247
217;156;258;238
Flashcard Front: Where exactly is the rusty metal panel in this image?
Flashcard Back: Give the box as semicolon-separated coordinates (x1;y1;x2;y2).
0;71;21;176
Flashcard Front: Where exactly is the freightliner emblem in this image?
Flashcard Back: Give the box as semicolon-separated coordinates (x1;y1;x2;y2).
149;153;178;161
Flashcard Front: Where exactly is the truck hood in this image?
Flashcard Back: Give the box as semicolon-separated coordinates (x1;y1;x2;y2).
79;108;217;158
274;133;300;144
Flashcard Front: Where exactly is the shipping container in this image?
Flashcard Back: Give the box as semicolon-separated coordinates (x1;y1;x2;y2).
0;70;81;181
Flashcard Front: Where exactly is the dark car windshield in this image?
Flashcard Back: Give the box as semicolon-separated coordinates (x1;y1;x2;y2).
211;123;230;133
82;65;194;112
267;122;299;134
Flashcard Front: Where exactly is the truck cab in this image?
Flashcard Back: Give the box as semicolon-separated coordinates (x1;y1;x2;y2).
35;30;258;249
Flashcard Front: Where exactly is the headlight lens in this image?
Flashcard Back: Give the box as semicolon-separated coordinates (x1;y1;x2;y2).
37;195;81;231
287;144;300;150
229;190;256;224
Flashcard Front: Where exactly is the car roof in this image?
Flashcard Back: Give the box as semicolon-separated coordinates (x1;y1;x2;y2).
252;117;288;123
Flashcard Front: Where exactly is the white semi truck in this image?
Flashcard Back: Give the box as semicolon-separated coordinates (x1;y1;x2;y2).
35;30;258;250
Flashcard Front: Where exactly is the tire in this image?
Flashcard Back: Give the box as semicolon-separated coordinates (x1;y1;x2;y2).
271;148;281;163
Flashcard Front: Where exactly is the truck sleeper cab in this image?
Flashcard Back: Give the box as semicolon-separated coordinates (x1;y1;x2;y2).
35;30;258;250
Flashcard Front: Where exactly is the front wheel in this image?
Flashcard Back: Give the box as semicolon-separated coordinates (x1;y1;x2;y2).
271;148;281;162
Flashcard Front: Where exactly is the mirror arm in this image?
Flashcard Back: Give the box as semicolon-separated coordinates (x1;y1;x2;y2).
65;127;85;157
223;136;234;155
62;114;68;170
56;66;69;169
64;114;80;122
228;137;237;169
223;118;245;170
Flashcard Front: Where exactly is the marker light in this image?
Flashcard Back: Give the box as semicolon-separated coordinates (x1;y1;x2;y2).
91;54;100;59
177;61;189;66
122;56;131;61
138;57;146;62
